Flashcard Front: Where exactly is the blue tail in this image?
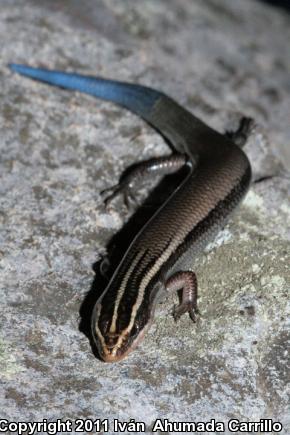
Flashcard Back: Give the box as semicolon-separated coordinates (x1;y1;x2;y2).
9;64;162;118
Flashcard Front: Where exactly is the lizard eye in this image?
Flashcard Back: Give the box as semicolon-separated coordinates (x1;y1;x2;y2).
99;319;109;332
131;324;139;336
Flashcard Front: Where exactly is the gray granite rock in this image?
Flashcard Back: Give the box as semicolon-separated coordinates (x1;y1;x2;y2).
0;0;289;433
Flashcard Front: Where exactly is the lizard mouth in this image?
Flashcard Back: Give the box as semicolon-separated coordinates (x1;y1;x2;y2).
100;349;128;363
99;338;132;363
99;321;151;363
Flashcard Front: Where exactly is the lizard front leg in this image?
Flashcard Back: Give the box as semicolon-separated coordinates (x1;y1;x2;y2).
165;271;199;322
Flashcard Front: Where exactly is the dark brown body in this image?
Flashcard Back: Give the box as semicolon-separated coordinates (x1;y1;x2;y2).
10;64;252;362
93;96;251;361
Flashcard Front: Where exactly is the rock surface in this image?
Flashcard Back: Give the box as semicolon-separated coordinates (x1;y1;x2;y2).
0;0;289;433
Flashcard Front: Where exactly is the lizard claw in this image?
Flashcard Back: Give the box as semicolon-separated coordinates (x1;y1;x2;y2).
173;303;199;323
100;182;136;210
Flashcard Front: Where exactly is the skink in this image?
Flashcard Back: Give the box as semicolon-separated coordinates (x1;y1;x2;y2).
10;64;252;362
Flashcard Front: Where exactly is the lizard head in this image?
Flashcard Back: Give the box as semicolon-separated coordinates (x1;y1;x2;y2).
91;294;153;362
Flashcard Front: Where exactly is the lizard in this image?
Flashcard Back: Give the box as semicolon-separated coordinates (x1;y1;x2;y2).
9;63;252;362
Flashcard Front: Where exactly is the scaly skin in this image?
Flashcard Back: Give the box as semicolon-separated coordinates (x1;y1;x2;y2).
10;64;252;362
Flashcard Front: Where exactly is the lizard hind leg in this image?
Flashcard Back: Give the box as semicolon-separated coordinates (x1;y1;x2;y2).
225;117;255;148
